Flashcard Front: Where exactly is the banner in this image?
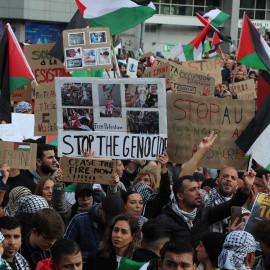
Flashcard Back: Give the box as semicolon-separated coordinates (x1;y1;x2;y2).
61;156;116;184
63;27;112;71
56;78;167;159
230;79;257;100
166;93;255;169
24;43;70;135
182;58;222;84
144;63;171;90
0;141;37;169
34;82;58;136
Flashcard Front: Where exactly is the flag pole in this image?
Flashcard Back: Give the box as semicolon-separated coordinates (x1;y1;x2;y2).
111;44;120;78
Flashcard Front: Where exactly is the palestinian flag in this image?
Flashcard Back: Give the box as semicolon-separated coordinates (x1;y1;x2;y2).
180;23;211;61
236;13;270;71
14;142;31;151
102;85;111;92
236;93;270;170
75;0;156;36
49;9;88;62
196;5;230;29
42;113;50;123
212;31;231;46
46;135;58;147
203;35;210;54
5;24;35;94
138;46;144;56
257;73;270;110
209;46;222;58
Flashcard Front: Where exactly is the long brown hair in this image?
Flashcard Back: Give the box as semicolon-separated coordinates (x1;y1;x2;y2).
99;214;141;259
34;177;55;198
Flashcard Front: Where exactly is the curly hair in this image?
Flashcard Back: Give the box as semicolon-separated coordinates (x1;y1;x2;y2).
99;214;141;259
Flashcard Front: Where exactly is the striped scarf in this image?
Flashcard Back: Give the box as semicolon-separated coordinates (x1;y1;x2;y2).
1;252;30;270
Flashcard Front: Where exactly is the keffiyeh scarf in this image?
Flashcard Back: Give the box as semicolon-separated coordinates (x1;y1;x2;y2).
16;195;49;214
1;252;30;270
132;184;157;206
170;202;197;230
218;231;256;270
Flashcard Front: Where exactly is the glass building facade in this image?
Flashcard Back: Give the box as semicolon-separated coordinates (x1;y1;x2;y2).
239;0;270;20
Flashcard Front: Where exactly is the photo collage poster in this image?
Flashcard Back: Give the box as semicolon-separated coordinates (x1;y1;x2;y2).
55;78;167;160
63;27;112;71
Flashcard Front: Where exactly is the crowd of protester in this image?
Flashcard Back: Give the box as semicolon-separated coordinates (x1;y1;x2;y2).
0;50;270;270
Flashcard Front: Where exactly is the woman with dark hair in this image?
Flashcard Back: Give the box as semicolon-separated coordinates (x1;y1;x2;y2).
85;214;141;270
35;177;55;206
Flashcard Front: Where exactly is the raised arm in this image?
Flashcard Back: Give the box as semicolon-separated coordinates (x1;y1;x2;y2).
180;131;217;177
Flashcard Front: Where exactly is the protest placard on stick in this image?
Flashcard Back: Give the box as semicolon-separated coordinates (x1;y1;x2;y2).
0;141;37;169
61;156;116;184
230;79;257;100
166;93;255;170
141;52;152;59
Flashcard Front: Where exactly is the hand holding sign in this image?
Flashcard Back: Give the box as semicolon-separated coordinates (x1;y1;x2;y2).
157;152;169;174
81;148;95;158
242;168;257;195
54;168;63;183
110;173;120;189
0;164;11;184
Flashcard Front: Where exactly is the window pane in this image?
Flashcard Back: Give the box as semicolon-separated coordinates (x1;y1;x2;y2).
194;0;204;5
239;9;254;19
267;11;270;19
172;0;193;3
206;0;221;6
171;6;180;15
194;6;204;13
256;0;266;9
240;0;255;8
177;5;193;15
255;10;265;19
160;5;171;14
267;0;270;9
153;0;171;3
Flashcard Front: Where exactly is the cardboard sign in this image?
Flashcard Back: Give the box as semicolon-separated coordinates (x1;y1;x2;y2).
144;63;171;90
61;156;116;184
153;56;169;67
127;58;139;78
0;141;37;169
63;27;112;71
166;93;255;170
11;83;32;102
230;79;257;100
169;62;215;96
141;52;152;59
34;82;58;136
182;58;222;84
56;77;167;160
170;43;183;57
245;193;270;246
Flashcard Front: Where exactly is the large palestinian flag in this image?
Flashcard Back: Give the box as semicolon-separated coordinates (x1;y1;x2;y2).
236;93;270;170
237;13;270;71
75;0;156;36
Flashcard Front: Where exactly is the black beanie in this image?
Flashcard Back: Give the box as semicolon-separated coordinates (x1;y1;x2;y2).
201;232;225;265
75;183;94;202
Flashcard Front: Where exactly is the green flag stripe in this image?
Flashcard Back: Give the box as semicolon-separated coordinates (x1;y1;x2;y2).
238;52;268;71
211;13;231;28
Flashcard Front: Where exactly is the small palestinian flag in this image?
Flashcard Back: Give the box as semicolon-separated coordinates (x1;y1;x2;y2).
46;135;58;147
14;142;30;151
236;93;270;170
102;85;111;92
212;32;231;46
209;46;222;59
203;35;210;54
42;113;50;123
138;46;144;56
237;13;270;71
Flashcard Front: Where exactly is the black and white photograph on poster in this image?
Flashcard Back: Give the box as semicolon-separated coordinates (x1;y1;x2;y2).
83;49;97;66
127;58;138;77
98;84;122;117
55;77;167;160
61;83;93;106
127;111;159;134
97;47;111;65
66;58;83;69
63;108;94;131
90;31;107;44
125;84;158;108
68;32;85;46
65;47;82;58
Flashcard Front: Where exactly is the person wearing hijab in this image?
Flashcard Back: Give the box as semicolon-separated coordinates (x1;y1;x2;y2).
218;231;257;270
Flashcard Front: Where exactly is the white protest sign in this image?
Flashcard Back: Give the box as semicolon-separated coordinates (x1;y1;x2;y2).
170;43;183;57
127;58;139;77
11;113;41;140
0;124;23;142
56;77;167;160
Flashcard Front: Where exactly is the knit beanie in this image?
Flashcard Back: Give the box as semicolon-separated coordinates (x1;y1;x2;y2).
75;183;94;202
201;232;225;265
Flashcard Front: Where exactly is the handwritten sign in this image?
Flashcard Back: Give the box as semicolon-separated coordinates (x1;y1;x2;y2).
144;63;171;90
56;77;167;160
170;43;183;57
61;156;116;184
230;79;257;100
182;58;222;84
11;83;32;102
63;27;112;71
166;93;255;170
141;52;152;59
0;141;37;169
34;82;58;136
245;193;270;245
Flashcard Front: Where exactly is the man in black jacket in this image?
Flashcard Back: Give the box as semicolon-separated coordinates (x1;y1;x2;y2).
157;131;255;250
